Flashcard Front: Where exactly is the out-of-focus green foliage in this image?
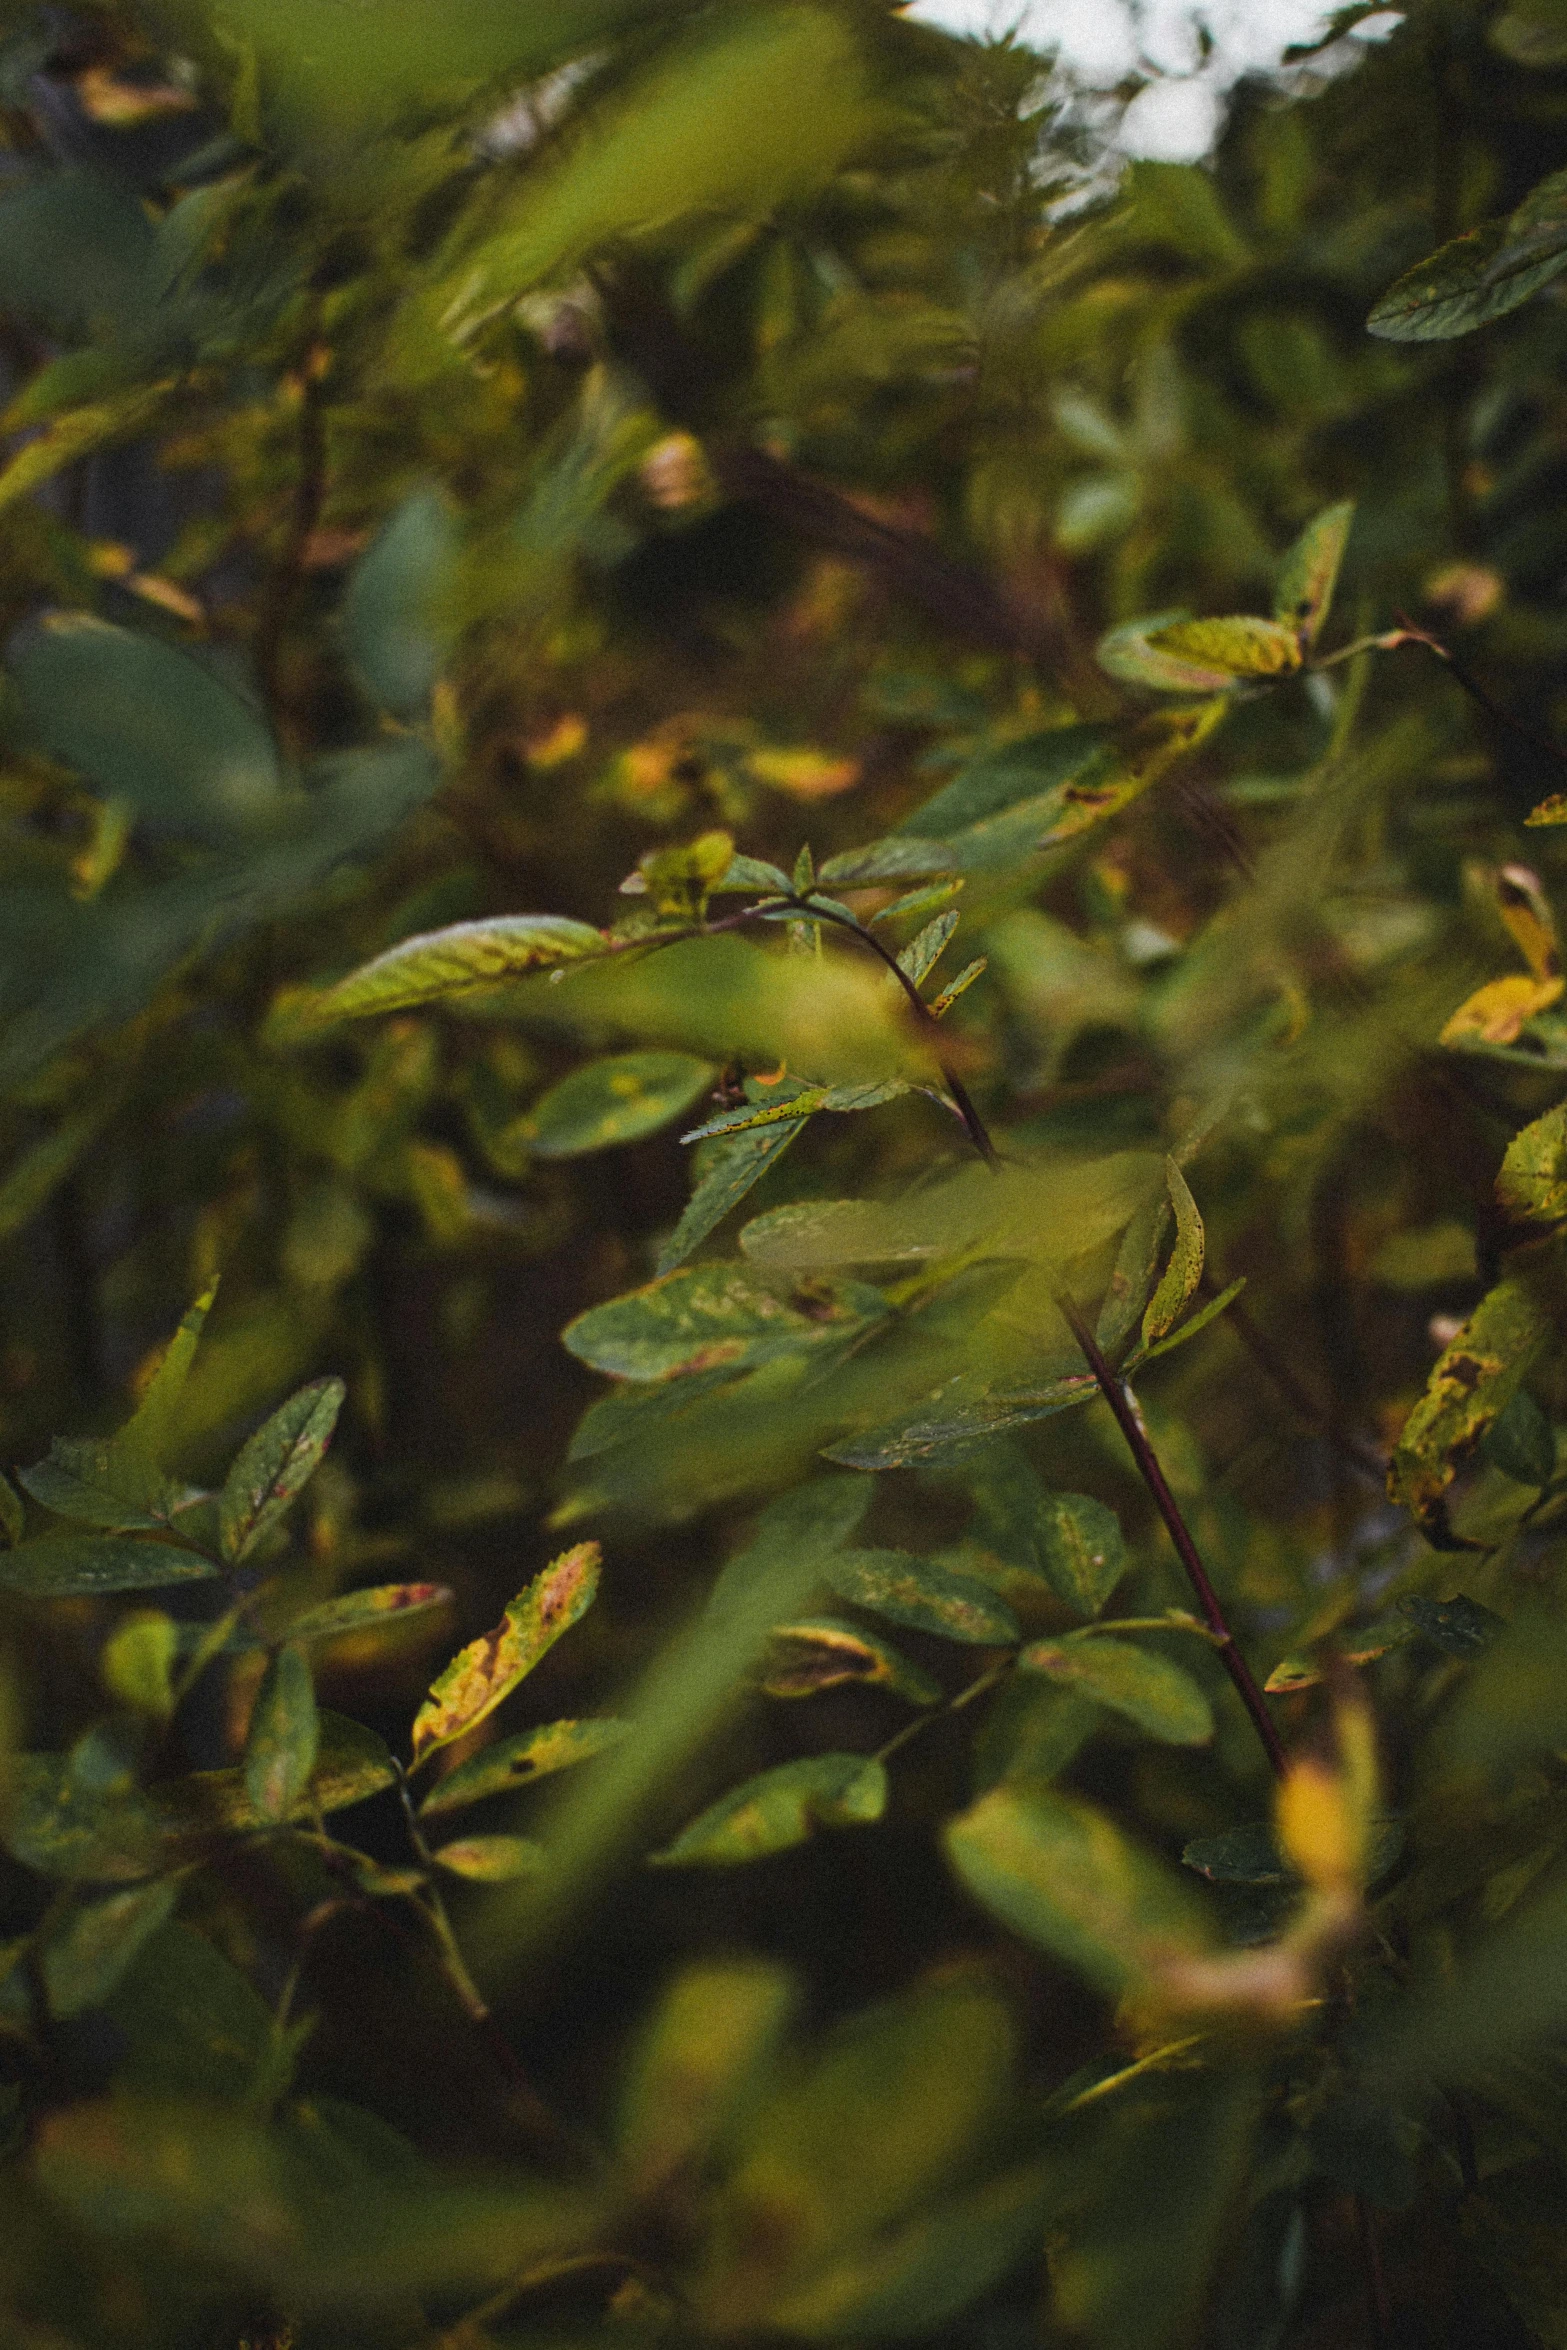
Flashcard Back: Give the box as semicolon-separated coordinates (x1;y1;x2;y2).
6;1;1567;2344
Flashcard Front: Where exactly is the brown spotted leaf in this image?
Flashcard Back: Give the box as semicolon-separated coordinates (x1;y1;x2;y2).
1387;1280;1552;1539
410;1543;600;1766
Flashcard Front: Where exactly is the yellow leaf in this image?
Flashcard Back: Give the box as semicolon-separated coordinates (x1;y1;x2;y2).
1496;863;1561;982
748;748;862;801
1439;972;1563;1047
410;1543;601;1767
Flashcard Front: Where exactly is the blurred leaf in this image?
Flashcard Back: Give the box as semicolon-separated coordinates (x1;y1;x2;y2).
8;616;282;843
1036;1493;1126;1619
101;1611;180;1721
1370;1866;1567;2091
1401;1592;1506;1657
244;1645;319;1825
1436;1615;1567;1784
0;1094;123;1243
563;1263;886;1382
432;1833;548;1882
517;1050;714;1157
1020;1637;1213;1745
284;1581;453;1645
650;1752;886;1865
1140;1160;1205;1346
904;725;1109;839
219;1376;346;1564
42;1878;179;2021
826;1549;1019;1645
1147;616;1303;679
410;1542;600;1765
419;1717;630;1816
944;1783;1212;1999
1274;501;1354;649
0;1472;22;1548
617;1955;795;2192
106;1921;278;2102
7;1748;165;1882
761;1616;941;1704
0;167;157;343
342;485;459;719
1441;972;1564;1048
1182;1821;1296;1886
1492;0;1567;64
1387;1279;1551;1538
1483;1389;1557;1486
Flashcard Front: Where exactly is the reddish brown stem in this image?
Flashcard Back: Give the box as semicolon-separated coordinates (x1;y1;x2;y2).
1056;1290;1288;1780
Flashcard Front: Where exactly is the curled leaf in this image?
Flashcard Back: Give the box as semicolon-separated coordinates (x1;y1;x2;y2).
761;1618;941;1704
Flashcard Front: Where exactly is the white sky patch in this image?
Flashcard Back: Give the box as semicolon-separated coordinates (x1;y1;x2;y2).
899;1;1403;161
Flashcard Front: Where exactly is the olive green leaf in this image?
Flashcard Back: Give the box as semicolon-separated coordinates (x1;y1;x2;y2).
1369;169;1567;340
895;911;959;988
1387;1278;1552;1538
287;915;612;1032
0;1536;220;1598
946;1783;1213;2000
19;1283;219;1535
341;484;459;719
1098;613;1239;695
650;1753;887;1866
409;1543;601;1767
617;1957;797;2194
517;1051;715;1158
656;1111;809;1275
815;838;956;886
0;1472;20;1548
1496;1101;1567;1228
1139;1160;1205;1347
1483;1389;1557;1487
219;1377;346;1565
1019;1637;1213;1745
244;1646;320;1826
419;1718;631;1817
1274;502;1354;650
101;1612;180;1721
761;1618;942;1705
826;1550;1020;1645
1036;1494;1126;1619
42;1878;180;2021
282;1582;454;1647
151;1714;397;1843
563;1264;886;1382
1145;616;1303;678
432;1835;549;1883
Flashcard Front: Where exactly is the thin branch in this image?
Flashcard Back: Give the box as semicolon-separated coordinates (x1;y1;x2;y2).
1055;1290;1288;1780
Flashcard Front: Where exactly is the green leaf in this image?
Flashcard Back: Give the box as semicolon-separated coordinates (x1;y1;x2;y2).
1387;1277;1552;1538
896;910;959;988
283;1581;454;1646
8;616;282;843
1401;1592;1505;1658
0;167;158;344
106;1922;280;2102
656;1111;808;1275
1370;1865;1567;2091
1140;1160;1205;1346
944;1783;1213;2001
0;1535;219;1597
826;1549;1020;1645
617;1956;796;2193
342;485;459;719
410;1543;600;1766
816;838;957;887
419;1718;630;1816
0;1472;22;1548
42;1879;180;2021
903;725;1110;840
432;1834;549;1883
1134;1276;1247;1365
1492;0;1567;64
1098;613;1239;695
1368;173;1567;340
289;915;611;1031
1036;1493;1126;1619
1434;1615;1567;1784
1181;1821;1296;1886
18;1440;179;1532
709;853;793;896
411;8;881;358
516;1051;714;1158
1145;615;1303;678
761;1617;942;1704
562;1264;886;1382
1274;501;1355;649
7;1747;165;1883
824;1374;1098;1470
101;1612;181;1721
682;1078;908;1143
1496;1100;1567;1227
152;1713;397;1842
650;1753;886;1865
1483;1390;1557;1487
244;1646;319;1826
219;1377;346;1564
1020;1637;1213;1745
124;1283;220;1468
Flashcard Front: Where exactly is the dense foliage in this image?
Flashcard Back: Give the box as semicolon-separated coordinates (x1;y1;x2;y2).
8;1;1567;2343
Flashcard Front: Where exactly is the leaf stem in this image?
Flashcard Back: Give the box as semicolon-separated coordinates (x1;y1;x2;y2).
873;1658;1012;1766
1055;1290;1287;1780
